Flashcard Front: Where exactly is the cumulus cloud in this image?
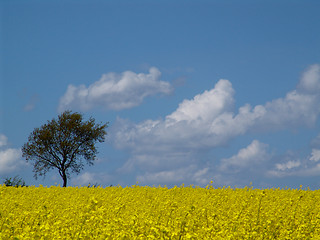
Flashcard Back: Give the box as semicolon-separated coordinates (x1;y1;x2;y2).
219;140;270;172
112;79;236;153
0;148;23;174
297;64;320;94
167;80;234;123
58;67;173;112
114;64;320;151
310;149;320;162
0;134;25;175
275;160;301;171
110;64;320;186
268;142;320;178
269;160;320;178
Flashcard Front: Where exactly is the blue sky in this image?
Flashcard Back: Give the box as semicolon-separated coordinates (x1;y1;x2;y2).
1;0;320;188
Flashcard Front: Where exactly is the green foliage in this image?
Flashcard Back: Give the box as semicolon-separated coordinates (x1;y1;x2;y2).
3;175;26;187
22;110;108;187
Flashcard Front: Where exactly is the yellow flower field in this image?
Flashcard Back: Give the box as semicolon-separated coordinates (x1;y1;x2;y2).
0;184;319;239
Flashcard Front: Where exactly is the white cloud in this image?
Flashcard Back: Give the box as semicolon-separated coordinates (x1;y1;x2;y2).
0;134;26;175
310;149;320;162
113;64;320;152
0;134;8;147
298;164;320;177
209;64;320;133
269;162;320;178
269;130;320;179
112;79;237;153
297;64;320;94
110;64;320;186
167;79;234;123
219;140;270;171
255;89;319;130
117;151;194;173
72;172;96;186
275;160;301;171
268;146;320;178
71;171;112;186
0;148;23;174
58;67;173;112
136;165;210;186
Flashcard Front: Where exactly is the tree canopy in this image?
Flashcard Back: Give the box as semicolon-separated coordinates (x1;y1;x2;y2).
22;111;108;187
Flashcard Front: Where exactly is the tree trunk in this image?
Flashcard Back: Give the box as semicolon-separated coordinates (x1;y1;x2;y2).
61;171;67;187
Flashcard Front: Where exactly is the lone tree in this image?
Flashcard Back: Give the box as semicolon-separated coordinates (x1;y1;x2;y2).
22;110;108;187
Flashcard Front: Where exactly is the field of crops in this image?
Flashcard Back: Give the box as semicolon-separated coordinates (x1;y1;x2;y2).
0;184;319;239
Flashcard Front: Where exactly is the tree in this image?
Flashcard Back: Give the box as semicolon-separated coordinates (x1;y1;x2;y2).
22;110;108;187
3;175;27;187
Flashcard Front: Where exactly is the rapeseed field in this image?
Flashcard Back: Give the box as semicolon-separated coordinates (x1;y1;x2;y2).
0;184;319;239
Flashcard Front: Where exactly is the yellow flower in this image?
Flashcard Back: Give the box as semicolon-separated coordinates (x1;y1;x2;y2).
1;184;320;239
